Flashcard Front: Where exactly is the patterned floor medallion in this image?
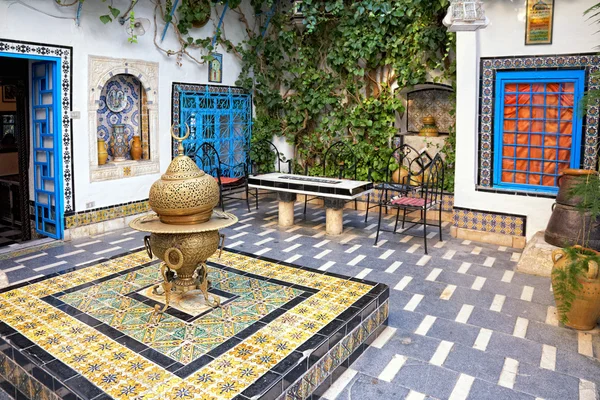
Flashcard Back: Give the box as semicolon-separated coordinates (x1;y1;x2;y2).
0;249;388;399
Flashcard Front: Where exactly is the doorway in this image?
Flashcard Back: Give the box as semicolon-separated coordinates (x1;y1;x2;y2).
0;53;64;248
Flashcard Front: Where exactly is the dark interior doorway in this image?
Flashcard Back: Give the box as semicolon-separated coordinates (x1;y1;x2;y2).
0;57;31;248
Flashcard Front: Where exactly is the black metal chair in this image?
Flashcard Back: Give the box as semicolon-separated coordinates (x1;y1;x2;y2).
364;144;424;223
303;141;358;215
250;139;293;204
250;139;292;175
193;142;257;212
374;153;445;254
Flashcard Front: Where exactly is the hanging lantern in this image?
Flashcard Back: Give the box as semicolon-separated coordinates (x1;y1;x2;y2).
443;1;489;31
291;0;306;32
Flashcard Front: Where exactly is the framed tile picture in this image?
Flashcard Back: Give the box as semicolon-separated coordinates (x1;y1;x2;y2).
525;0;554;45
208;53;223;83
2;85;16;102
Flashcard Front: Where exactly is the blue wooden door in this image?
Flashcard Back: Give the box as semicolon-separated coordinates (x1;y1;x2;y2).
31;61;63;239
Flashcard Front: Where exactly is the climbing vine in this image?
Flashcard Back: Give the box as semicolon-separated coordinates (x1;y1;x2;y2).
53;0;456;190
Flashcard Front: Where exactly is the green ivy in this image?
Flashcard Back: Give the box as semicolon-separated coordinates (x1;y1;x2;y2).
234;0;455;187
59;0;456;189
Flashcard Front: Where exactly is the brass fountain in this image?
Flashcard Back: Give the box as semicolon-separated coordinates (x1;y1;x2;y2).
129;126;237;313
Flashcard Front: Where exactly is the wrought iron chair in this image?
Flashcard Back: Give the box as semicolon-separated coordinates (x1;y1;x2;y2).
193;142;257;212
250;139;292;175
250;139;293;204
364;144;424;223
303;141;358;215
374;153;445;254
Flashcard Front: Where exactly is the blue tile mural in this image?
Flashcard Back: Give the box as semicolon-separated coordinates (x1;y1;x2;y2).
97;74;141;160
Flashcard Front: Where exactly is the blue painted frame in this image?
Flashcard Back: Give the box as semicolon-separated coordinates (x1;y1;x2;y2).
176;85;252;178
31;60;64;239
493;69;585;194
0;51;64;239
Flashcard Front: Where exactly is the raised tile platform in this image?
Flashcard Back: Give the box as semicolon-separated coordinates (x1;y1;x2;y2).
0;249;388;399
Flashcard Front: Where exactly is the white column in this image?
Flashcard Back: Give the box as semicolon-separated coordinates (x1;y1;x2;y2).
453;30;481;209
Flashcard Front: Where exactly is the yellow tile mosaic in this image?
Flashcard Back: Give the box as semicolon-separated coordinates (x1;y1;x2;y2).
64;199;151;229
0;249;387;399
452;207;526;236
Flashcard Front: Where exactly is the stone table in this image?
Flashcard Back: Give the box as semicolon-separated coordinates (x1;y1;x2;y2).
249;172;373;235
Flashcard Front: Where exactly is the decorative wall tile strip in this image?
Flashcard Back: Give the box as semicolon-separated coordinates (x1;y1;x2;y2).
0;345;59;400
0;39;74;212
479;53;600;188
452;207;526;236
64;199;150;229
280;300;389;400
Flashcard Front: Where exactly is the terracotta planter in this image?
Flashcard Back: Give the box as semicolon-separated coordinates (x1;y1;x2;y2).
131;136;142;160
551;247;600;330
97;139;108;165
391;167;423;186
556;169;598;207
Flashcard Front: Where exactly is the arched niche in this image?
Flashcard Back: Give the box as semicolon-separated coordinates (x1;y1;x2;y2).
88;55;159;182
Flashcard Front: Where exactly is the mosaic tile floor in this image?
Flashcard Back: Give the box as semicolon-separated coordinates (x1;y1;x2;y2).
0;248;388;399
1;197;600;399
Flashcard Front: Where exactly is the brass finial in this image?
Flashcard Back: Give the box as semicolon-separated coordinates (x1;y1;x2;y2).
170;124;190;155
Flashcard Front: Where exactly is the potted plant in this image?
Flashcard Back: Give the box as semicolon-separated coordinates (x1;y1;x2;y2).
177;0;212;34
551;169;600;330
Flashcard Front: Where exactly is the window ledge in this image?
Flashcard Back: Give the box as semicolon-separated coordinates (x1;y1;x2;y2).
90;159;160;182
475;185;556;199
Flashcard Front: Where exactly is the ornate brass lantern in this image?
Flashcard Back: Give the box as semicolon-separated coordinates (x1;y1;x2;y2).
130;126;237;313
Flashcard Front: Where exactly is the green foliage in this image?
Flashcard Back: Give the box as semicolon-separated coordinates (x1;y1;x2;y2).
552;246;600;325
64;0;457;185
236;0;455;183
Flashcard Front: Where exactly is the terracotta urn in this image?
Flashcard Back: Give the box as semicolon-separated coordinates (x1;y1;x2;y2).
97;138;108;165
148;127;220;225
109;124;128;162
131;136;142;160
552;247;600;330
419;116;439;137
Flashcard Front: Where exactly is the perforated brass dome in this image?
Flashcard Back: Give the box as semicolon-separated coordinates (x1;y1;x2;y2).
148;127;219;225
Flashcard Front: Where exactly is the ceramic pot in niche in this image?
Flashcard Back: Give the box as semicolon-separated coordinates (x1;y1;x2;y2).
109;124;128;162
97;139;108;165
131;136;142;160
419;116;439;137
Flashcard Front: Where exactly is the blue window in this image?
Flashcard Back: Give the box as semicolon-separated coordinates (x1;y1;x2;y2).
493;70;585;193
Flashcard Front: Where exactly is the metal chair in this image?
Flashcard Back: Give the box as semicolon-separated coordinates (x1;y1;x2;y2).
303;141;358;215
250;139;292;175
193;142;257;212
374;153;445;254
364;144;424;223
250;139;292;205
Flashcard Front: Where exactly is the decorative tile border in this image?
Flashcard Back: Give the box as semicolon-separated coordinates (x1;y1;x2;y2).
64;199;150;229
0;39;74;212
0;342;59;400
478;53;600;188
280;300;388;400
452;206;526;237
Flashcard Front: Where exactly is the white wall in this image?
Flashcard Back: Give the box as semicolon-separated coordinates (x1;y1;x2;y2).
454;0;599;239
0;0;252;213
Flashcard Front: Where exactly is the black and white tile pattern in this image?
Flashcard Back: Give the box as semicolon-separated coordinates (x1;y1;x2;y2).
0;198;598;400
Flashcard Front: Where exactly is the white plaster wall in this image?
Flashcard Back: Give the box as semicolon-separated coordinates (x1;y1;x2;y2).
0;0;253;212
454;0;599;239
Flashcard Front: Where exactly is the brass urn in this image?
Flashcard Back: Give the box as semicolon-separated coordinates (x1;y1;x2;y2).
130;125;237;313
419;116;439;137
149;127;220;224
